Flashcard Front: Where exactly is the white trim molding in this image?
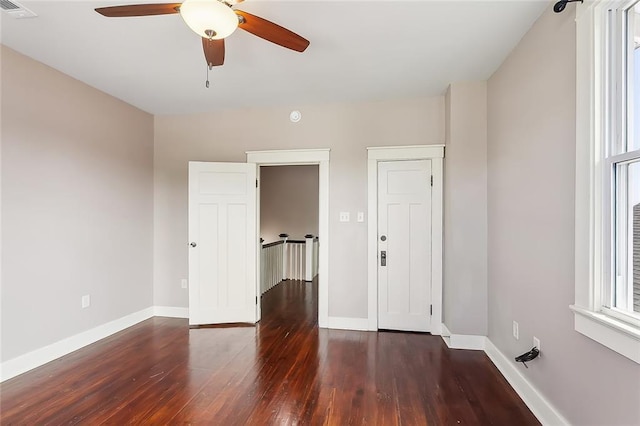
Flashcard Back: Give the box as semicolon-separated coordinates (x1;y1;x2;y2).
246;148;330;328
366;145;444;333
246;148;330;165
440;324;485;350
570;305;640;363
367;145;445;161
485;339;569;426
326;316;371;331
154;306;189;318
0;307;154;382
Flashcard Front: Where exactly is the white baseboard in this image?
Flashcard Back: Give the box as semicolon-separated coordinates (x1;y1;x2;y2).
449;334;486;350
154;306;189;318
326;316;371;331
430;321;443;336
484;339;569;426
0;307;154;383
441;323;453;347
440;323;485;350
441;323;451;335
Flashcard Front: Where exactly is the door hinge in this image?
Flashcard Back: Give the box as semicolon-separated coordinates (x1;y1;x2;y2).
256;296;258;305
256;179;259;188
430;304;433;315
430;175;433;187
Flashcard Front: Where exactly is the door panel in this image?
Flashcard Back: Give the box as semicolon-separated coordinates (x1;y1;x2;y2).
378;160;432;332
189;162;257;326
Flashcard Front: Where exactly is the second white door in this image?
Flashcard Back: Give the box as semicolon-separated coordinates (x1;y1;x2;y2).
378;160;432;332
188;161;257;326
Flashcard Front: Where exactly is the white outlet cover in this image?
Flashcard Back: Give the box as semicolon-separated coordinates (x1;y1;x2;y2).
81;295;90;308
181;279;188;289
512;321;519;340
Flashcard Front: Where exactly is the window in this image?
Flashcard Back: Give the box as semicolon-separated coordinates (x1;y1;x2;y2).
605;1;640;324
573;0;640;364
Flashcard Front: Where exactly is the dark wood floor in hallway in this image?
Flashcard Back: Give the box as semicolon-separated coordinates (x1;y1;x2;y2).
0;280;538;425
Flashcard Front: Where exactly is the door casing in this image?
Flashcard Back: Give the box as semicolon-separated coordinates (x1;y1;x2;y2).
367;145;444;333
246;149;330;328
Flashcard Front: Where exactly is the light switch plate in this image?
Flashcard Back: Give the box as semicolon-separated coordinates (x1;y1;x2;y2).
339;212;350;222
357;212;364;222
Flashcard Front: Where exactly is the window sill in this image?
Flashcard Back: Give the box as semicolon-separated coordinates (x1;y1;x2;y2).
570;305;640;364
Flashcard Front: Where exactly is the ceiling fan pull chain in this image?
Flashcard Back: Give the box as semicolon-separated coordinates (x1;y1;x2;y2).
205;65;210;89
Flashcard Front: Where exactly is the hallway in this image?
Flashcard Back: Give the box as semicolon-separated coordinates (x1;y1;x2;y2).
261;278;318;327
1;280;538;424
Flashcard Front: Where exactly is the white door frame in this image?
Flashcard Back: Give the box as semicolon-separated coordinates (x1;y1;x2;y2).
367;145;444;334
246;149;330;328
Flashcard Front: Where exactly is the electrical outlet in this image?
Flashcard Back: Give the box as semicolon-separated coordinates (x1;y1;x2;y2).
533;336;541;352
81;295;90;309
512;321;519;340
181;279;188;289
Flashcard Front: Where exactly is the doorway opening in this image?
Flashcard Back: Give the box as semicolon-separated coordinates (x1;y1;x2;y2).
247;148;330;327
258;165;319;325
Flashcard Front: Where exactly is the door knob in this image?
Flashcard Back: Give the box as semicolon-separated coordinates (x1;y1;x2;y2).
380;235;387;241
190;242;197;247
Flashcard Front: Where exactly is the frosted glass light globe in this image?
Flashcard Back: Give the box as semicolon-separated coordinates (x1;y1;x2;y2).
180;0;239;40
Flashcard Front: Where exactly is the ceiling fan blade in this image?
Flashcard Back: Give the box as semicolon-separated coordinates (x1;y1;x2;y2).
235;10;309;53
95;3;181;17
202;38;225;67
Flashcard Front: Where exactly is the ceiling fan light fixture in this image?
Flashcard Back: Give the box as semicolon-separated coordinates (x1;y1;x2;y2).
179;0;238;39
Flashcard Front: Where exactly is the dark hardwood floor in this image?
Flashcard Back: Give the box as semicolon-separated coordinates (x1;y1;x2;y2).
0;280;538;425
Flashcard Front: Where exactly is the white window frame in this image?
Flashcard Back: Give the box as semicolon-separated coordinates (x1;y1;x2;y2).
573;0;640;364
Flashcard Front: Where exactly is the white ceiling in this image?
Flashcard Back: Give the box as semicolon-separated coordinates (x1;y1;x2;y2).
1;0;549;115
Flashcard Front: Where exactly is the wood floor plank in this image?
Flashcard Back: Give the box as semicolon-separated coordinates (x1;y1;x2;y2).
0;279;539;425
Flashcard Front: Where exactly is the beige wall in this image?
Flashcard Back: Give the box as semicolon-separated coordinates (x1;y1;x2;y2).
1;46;154;362
153;97;445;316
487;5;640;425
444;81;488;336
260;165;319;244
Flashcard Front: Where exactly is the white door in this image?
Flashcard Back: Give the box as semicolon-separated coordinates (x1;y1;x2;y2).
378;160;432;332
188;162;257;326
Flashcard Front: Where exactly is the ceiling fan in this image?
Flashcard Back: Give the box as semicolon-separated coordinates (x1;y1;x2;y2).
95;0;310;71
